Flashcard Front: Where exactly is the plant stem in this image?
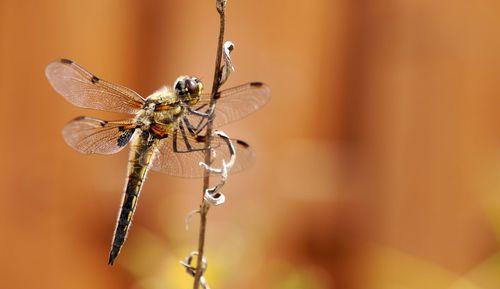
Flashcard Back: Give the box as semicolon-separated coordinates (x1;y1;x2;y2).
192;2;226;289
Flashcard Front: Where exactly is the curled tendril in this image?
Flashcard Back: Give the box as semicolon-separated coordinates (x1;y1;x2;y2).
198;131;236;206
184;209;200;231
219;41;235;86
180;252;210;289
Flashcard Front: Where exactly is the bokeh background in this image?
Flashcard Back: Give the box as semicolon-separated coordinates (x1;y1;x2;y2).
2;0;500;288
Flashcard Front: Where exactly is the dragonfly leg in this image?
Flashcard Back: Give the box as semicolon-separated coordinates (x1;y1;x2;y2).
172;124;207;153
179;124;193;151
188;106;214;118
184;103;216;135
194;103;208;111
172;127;182;153
184;116;209;136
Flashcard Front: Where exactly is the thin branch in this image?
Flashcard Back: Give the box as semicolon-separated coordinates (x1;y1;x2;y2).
192;1;227;289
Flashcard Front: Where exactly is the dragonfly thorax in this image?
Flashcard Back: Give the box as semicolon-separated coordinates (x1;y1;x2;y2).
135;84;191;135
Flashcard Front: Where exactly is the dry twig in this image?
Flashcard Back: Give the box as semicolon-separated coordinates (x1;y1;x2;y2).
192;1;228;288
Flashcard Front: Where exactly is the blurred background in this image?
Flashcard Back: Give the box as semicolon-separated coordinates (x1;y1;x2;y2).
2;0;500;288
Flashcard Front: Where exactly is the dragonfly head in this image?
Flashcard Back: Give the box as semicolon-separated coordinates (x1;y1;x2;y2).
174;76;203;106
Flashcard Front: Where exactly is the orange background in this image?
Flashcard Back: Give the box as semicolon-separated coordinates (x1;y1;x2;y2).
2;0;500;289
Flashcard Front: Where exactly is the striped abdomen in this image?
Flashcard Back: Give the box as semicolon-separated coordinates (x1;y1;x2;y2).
108;131;156;265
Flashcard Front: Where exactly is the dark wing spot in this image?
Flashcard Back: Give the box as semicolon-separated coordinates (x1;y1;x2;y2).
60;58;73;64
117;129;134;147
91;75;100;84
250;82;264;87
195;135;206;142
214;92;221;100
236;140;250;148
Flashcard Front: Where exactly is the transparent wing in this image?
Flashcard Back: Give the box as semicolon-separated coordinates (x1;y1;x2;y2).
149;127;255;178
187;82;271;128
46;59;145;114
62;116;137;155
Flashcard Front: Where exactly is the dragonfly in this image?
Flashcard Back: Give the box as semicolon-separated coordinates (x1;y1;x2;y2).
45;59;270;265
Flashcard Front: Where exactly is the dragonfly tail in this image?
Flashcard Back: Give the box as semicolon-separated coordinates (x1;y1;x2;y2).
107;131;155;265
108;246;120;265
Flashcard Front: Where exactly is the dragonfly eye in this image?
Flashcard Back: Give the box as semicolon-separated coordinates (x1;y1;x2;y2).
174;78;187;96
187;78;203;96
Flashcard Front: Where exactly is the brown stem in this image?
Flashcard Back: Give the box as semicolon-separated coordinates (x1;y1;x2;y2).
192;2;226;289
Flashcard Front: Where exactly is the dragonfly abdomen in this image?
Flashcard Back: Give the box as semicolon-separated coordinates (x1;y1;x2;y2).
108;131;155;265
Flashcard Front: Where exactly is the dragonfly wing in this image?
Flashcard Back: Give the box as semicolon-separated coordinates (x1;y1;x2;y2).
187;82;271;128
150;137;207;178
63;116;136;155
218;139;256;174
149;126;256;178
46;59;145;114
